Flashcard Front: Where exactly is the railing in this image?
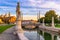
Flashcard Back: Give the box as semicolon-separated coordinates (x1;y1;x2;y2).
39;26;60;35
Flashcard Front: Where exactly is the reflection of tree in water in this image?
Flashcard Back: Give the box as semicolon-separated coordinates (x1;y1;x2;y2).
44;32;51;40
54;36;57;40
39;31;57;40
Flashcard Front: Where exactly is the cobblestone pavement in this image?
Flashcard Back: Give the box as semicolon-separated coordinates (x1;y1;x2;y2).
0;27;19;40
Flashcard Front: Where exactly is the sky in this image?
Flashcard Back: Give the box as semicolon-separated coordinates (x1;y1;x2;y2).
0;0;60;20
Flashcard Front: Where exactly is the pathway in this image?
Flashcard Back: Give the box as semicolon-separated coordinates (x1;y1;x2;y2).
0;26;19;40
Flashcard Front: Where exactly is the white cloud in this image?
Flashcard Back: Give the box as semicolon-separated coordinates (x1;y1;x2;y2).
0;6;16;15
39;2;60;9
24;0;42;7
23;0;60;15
23;0;60;10
0;6;15;12
1;0;60;20
27;0;60;9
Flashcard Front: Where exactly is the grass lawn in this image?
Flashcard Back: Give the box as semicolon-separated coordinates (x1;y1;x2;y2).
55;24;60;28
0;24;15;33
46;24;60;28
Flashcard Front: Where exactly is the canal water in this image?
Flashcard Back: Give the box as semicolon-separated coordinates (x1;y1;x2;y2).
23;29;60;40
38;30;60;40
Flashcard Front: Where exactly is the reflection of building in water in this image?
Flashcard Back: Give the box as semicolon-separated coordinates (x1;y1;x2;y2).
57;36;60;40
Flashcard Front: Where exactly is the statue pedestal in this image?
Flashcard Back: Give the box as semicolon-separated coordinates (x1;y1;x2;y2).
17;29;24;33
17;32;29;40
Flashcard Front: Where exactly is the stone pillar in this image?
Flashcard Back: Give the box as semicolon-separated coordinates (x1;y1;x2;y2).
57;35;60;40
52;17;55;28
42;19;45;26
37;33;40;40
40;30;44;39
16;2;23;33
51;34;54;40
39;11;40;23
16;20;23;32
42;31;44;36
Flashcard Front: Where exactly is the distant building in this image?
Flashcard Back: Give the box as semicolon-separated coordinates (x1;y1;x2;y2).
22;20;37;29
0;12;16;24
22;20;37;24
0;19;4;23
9;16;16;24
4;13;10;17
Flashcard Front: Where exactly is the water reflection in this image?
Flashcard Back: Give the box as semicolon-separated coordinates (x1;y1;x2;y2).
24;30;44;40
23;28;60;40
38;30;60;40
57;36;60;40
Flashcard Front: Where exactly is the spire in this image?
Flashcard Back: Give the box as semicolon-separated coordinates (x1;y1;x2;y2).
37;11;40;23
39;11;40;19
8;12;10;17
37;11;40;19
38;11;40;22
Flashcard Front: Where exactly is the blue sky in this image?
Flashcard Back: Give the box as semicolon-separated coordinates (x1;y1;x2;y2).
0;0;60;20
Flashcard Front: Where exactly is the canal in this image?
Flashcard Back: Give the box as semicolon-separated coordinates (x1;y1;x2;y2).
23;28;60;40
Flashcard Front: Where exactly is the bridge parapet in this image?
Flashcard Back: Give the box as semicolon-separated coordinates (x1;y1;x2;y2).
39;26;60;35
21;23;41;26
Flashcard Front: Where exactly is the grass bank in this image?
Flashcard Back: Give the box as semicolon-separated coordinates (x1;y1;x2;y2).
0;24;15;33
55;24;60;28
46;24;60;28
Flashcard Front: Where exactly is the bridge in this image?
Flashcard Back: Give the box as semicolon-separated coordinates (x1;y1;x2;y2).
21;22;60;35
22;23;40;26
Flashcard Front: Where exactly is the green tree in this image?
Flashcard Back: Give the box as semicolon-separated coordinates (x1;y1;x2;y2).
45;10;58;23
58;16;60;23
38;17;45;23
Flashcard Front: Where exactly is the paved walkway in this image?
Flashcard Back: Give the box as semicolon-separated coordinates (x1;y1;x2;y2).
0;27;19;40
